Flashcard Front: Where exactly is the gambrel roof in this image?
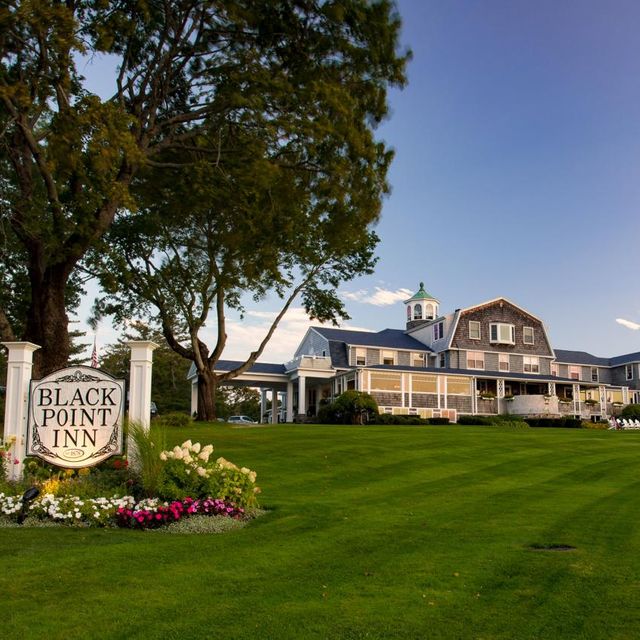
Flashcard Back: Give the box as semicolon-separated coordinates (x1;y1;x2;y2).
312;327;433;352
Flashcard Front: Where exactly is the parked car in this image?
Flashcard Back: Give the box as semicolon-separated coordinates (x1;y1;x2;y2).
227;415;257;424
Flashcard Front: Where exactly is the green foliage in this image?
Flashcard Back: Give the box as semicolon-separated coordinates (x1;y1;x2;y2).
215;387;261;422
155;412;191;429
458;415;494;425
98;323;191;413
524;417;583;429
621;404;640;418
372;414;450;425
582;421;609;430
318;391;379;424
157;441;259;508
128;422;167;498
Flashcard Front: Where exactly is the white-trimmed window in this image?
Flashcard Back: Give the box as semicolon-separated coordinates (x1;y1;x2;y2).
355;348;366;366
467;351;484;370
433;321;444;341
523;326;535;345
382;350;396;366
626;365;634;380
591;367;599;382
551;363;558;377
523;356;540;374
569;366;580;380
468;321;481;340
413;304;422;320
489;323;515;345
439;353;446;368
425;303;435;319
412;352;425;367
499;354;509;372
370;373;401;391
406;306;411;321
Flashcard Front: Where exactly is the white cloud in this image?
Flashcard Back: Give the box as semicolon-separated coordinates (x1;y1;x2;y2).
341;287;412;307
201;306;373;363
616;318;640;331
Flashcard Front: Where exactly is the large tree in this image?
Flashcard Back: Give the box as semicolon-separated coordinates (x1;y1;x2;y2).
0;0;408;376
91;2;408;419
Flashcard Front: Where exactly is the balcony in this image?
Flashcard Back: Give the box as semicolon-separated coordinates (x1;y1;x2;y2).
284;355;333;373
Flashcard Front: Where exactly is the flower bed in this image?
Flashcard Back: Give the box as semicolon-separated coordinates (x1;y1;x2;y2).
0;492;247;529
0;438;261;532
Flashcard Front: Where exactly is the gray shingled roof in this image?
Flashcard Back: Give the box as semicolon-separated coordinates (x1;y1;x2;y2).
609;352;640;366
553;350;610;367
313;327;433;352
555;349;640;367
214;360;286;374
187;360;286;379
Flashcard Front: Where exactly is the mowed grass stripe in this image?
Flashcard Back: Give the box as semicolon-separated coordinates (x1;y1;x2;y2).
2;424;640;639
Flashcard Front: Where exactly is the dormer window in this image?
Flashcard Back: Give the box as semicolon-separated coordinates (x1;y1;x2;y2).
355;348;366;366
433;321;444;341
412;352;425;367
468;321;481;340
382;350;395;366
523;327;534;345
413;304;422;320
489;323;515;345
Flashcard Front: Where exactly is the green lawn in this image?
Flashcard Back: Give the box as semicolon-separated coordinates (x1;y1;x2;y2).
2;424;640;639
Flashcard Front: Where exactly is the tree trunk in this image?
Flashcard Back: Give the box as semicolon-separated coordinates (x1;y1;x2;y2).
24;265;71;378
196;368;218;422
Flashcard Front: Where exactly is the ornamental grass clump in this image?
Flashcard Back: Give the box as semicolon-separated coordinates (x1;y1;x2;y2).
157;440;260;508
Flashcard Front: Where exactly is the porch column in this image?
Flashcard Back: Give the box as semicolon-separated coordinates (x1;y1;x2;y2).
270;388;278;424
298;376;306;416
548;382;556;397
573;383;581;416
2;342;40;481
260;389;267;423
127;341;159;431
471;377;477;415
599;385;607;418
286;381;294;422
622;387;630;405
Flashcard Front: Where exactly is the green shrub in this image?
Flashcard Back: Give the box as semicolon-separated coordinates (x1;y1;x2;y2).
457;415;493;425
318;391;378;425
621;404;640;419
155;412;192;428
427;417;450;425
157;441;259;508
582;420;608;430
524;417;582;429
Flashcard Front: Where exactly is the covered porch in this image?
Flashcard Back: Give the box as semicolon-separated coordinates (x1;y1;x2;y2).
474;375;628;419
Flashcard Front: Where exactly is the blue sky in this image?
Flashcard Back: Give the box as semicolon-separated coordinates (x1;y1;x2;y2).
79;1;640;363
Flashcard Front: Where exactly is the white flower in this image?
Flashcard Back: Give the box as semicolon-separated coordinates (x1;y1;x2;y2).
160;452;167;461
181;440;193;450
196;467;207;477
173;447;184;460
192;443;201;454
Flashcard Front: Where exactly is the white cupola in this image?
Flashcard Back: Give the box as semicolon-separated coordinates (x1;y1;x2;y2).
404;282;439;329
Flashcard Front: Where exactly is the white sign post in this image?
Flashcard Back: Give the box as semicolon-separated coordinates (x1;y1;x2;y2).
2;342;40;481
27;367;125;468
127;341;158;431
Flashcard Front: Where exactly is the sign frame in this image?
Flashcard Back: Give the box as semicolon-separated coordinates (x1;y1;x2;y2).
26;366;125;469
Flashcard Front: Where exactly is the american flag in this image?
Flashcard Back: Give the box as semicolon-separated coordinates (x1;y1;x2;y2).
91;337;98;368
